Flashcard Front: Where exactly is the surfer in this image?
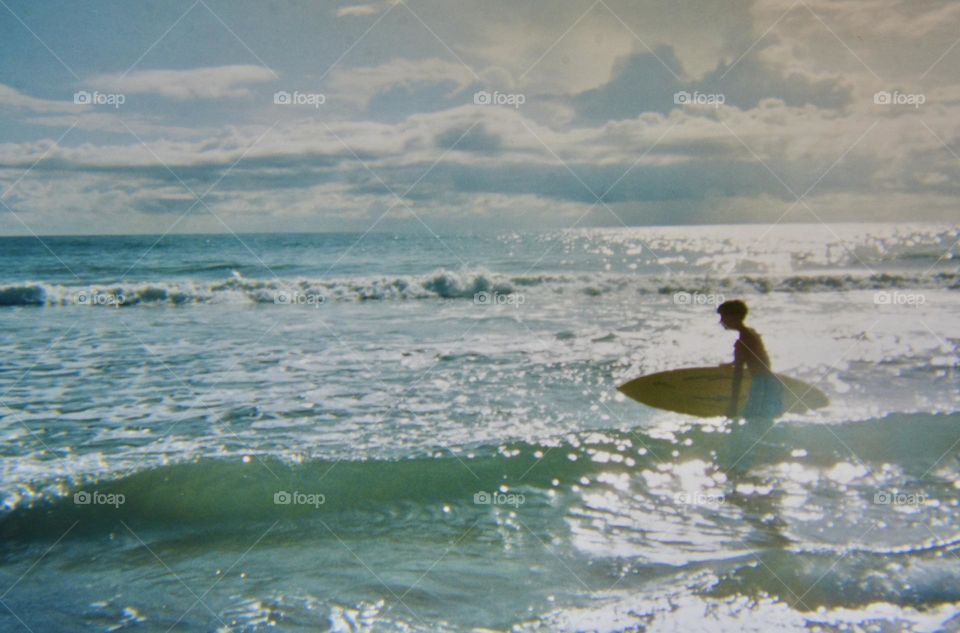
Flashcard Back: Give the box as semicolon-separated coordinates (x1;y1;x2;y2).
717;300;783;420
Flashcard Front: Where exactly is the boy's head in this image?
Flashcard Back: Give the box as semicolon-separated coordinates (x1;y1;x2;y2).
717;299;748;329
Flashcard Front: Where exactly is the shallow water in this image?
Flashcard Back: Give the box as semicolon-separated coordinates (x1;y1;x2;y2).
0;224;958;632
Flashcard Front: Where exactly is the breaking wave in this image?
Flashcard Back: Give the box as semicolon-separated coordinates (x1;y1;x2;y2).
0;269;956;307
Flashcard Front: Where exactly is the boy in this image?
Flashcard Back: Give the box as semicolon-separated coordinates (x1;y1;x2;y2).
716;300;783;473
717;300;783;420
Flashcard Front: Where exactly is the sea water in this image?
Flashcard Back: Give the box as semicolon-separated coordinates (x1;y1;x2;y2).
0;223;958;632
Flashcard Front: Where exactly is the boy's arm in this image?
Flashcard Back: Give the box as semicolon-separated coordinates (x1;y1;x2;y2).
727;340;744;418
727;362;743;418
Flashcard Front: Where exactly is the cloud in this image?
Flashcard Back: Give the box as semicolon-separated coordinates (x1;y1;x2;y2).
336;2;396;18
573;46;851;123
400;0;756;95
747;0;960;86
24;112;222;140
434;123;502;153
0;84;81;113
328;58;477;109
327;0;751;97
4;93;960;235
4;0;960;234
88;65;277;100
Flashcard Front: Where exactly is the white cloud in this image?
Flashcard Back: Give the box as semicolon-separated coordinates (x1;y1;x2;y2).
3;92;959;234
88;65;277;100
378;0;756;95
0;84;81;113
328;58;477;108
336;2;395;18
749;0;960;88
0;96;949;184
25;112;219;139
4;0;960;233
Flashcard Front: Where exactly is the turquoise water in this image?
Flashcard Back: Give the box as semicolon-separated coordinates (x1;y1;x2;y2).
1;224;959;631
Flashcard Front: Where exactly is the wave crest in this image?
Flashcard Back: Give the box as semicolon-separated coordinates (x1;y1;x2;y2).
0;270;955;307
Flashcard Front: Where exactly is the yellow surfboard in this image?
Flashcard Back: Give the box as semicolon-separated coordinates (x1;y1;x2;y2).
617;366;829;418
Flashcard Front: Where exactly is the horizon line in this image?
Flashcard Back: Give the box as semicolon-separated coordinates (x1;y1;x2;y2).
0;219;949;239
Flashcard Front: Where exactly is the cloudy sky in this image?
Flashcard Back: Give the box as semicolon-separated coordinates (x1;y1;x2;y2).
0;0;957;235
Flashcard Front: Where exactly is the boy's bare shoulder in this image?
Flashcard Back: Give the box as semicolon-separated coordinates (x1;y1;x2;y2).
743;327;763;342
739;327;767;352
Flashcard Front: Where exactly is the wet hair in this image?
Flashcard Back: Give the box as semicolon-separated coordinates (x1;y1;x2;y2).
717;300;748;319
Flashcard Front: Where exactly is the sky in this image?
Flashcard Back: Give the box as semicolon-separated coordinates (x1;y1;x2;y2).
0;0;958;235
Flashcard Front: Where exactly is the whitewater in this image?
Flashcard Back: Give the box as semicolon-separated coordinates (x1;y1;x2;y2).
0;223;958;632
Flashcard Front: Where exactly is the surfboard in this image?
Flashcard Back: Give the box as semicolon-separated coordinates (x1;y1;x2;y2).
617;366;829;418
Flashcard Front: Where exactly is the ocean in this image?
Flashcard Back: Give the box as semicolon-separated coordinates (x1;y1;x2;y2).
0;223;958;632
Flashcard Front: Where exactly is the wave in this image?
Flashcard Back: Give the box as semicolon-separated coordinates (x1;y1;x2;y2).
0;270;515;307
0;437;599;541
3;412;958;544
0;269;957;307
